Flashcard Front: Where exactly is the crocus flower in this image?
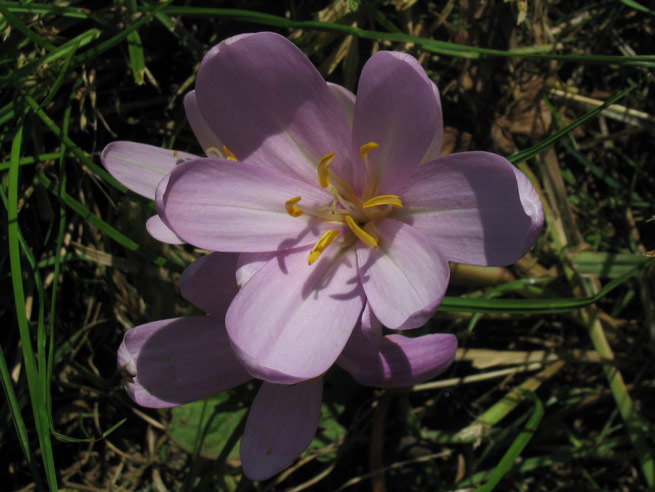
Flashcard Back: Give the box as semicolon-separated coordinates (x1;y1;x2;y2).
103;98;458;479
118;251;457;480
156;32;543;385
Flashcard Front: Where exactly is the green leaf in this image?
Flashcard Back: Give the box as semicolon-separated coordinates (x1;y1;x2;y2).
310;403;345;460
169;393;247;460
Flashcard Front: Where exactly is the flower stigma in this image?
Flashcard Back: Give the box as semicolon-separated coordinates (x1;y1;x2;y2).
284;142;404;265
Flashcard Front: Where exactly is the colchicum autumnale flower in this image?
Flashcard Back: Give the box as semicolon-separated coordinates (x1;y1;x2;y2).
102;30;542;480
102;33;463;478
155;32;543;385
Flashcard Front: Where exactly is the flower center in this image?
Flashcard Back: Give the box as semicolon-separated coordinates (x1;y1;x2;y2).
286;142;403;265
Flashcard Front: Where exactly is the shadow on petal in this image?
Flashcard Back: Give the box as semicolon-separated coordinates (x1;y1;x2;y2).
120;317;251;408
241;379;323;481
338;320;457;388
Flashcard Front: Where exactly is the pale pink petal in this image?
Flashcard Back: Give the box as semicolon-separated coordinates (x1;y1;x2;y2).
236;252;278;288
101;141;197;200
183;91;224;158
399;152;544;265
359;302;382;337
241;379;322;480
118;317;251;408
327;82;355;129
226;247;364;384
145;215;184;244
196;32;354;185
511;164;544;249
159;159;335;252
180;253;239;319
351;51;440;195
358;219;449;330
420;81;444;164
338;326;457;387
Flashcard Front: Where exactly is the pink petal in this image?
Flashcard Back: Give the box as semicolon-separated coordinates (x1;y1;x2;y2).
351;51;440;195
420;81;444;164
180;253;239;319
327;82;355;129
183;90;224;158
241;379;322;481
118;317;251;408
236;252;278;288
338;326;457;387
101;141;197;200
359;301;383;337
226;247;364;384
358;219;450;330
145;215;184;244
159;158;335;252
196;32;354;186
400;152;544;265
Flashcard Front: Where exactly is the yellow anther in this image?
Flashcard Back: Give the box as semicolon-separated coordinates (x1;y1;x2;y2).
308;229;340;265
345;215;378;248
223;145;238;161
205;146;223;158
285;196;304;217
359;142;380;161
363;194;403;209
317;153;335;188
173;150;179;157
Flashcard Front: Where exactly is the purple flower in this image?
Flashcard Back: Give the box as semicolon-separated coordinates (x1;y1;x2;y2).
103;30;542;479
118;252;457;480
154;32;543;385
103;97;458;479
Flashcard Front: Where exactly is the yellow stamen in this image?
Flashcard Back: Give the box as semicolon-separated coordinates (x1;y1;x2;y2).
363;194;403;209
318;153;335;188
173;150;179;157
359;141;380;161
205;146;223;158
223;145;238;161
285;196;303;217
345;215;378;248
308;229;340;265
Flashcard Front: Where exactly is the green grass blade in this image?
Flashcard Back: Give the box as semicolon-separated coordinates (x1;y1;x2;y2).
41;38;81;107
0;152;74;171
127;29;146;84
0;1;90;18
580;282;655;487
71;0;175;67
0;4;56;51
508;83;638;165
153;7;655;66
0;342;42;487
24;94;126;192
439;262;648;313
0;28;101;90
37;172;183;270
462;435;630;487
474;390;545;492
619;0;655;15
6;122;58;490
571;252;648;278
